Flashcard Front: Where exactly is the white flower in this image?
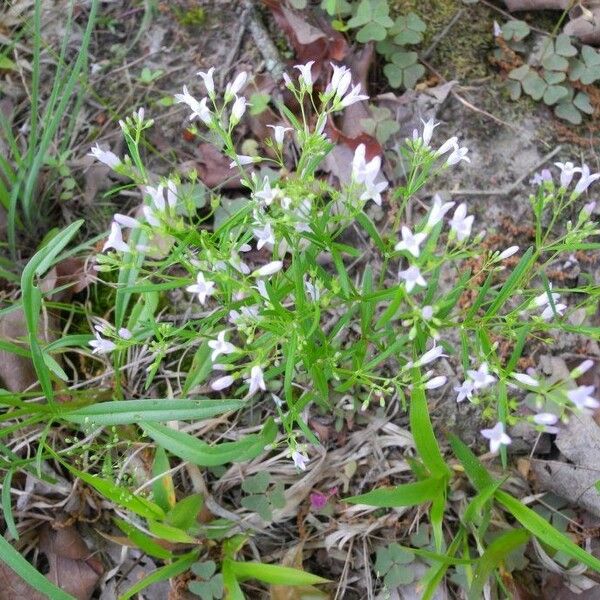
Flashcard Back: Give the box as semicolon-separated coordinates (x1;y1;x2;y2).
511;372;539;387
282;72;293;88
532;412;559;433
339;83;369;108
208;331;237;361
118;327;132;340
455;379;475;403
480;422;511;453
582;201;596;216
555;161;581;189
421;305;434;320
567;385;600;410
352;144;380;184
398;265;426;292
103;222;130;253
540;303;566;321
267;125;292;147
186;272;215;305
143;205;160;227
174;86;211;124
113;213;140;228
230;95;247;124
467;363;496;389
406;345;445;369
304;278;320;302
197;67;215;98
89;332;116;354
496;246;519;261
425;376;447;389
449;203;474;242
253;261;283;278
360;178;388;206
229;154;257;168
211;375;234;391
395;226;427;257
254;177;279;205
436;136;458;156
145;184;165;211
166;180;178;208
426;194;455;229
229;252;250;275
418;118;439;147
292;450;309;470
88;144;121;169
446;145;470;166
272;393;284;407
493;20;502;37
571;359;594;378
327;63;352;98
255;279;269;300
533;284;560;307
573;164;600;195
253;223;275;250
245;365;266;396
294;60;315;87
225;72;248;101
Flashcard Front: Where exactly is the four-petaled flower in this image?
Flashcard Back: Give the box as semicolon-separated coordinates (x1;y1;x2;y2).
267;124;292;147
567;385;600;411
574;163;600;196
208;331;237;361
89;333;116;354
174;86;211;124
426;194;455;229
89;144;121;169
467;363;496;389
292;449;309;471
103;222;130;253
253;223;275;250
449;203;474;242
395;226;427;257
294;61;315;87
480;422;511;453
555;161;581;189
186;272;215;305
455;379;475;403
398;265;426;292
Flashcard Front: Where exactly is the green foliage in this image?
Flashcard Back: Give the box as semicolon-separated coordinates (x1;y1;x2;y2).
375;543;416;588
241;472;286;521
498;23;598;123
189;561;224;600
383;51;425;89
347;0;394;42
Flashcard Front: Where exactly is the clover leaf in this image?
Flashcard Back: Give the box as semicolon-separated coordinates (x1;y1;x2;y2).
383;51;425;89
360;105;400;144
347;0;394;42
570;45;600;85
375;543;416;588
390;12;426;46
241;473;285;522
189;561;224;600
501;20;530;42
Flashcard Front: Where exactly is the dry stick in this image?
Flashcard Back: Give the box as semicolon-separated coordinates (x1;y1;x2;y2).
422;9;465;60
435;145;562;196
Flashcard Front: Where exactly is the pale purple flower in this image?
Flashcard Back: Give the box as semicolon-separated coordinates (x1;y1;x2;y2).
417;118;439;148
225;72;248;101
229;252;250;275
481;422;511;453
143;205;160;227
530;168;552;186
304;278;320;302
339;83;369;108
294;61;315;87
208;331;237;361
197;67;215;98
467;363;496;389
118;327;132;340
406;345;445;369
567;385;600;410
229;154;257;168
455;379;475;403
103;222;130;253
89;333;116;354
145;184;165;211
88;144;121;169
449;203;474;242
426;194;455;229
533;284;560;308
398;265;426;292
436;136;458;156
395;226;427;257
252;261;283;278
360;178;388;206
253;223;275;250
582;201;596;217
254;177;278;205
555;161;581;189
292;449;309;470
425;376;447;389
571;359;594;378
211;375;234;391
352;144;380;185
246;365;266;396
573;164;600;195
166;180;178;209
493;20;502;37
532;412;559;434
446;145;470;166
186;272;215;305
113;213;140;228
511;372;539;387
540;302;567;320
421;305;434;320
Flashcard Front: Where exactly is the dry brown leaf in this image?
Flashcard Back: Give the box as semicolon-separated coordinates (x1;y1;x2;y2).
193;143;242;189
0;564;47;600
39;524;103;600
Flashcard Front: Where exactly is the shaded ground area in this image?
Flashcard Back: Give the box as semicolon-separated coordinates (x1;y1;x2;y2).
2;0;600;598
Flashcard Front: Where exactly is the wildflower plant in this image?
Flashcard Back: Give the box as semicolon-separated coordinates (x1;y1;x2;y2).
11;60;600;596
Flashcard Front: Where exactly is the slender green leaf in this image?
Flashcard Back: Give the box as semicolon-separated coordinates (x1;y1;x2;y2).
346;477;445;507
228;561;329;585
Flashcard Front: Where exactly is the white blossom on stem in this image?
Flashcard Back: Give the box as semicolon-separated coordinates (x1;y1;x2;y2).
89;332;116;354
480;422;511;453
395;226;427;257
455;379;475;403
103;222;130;253
211;375;234;391
467;363;496;389
398;265;426;292
567;385;600;411
449;203;474;242
225;72;248;101
197;67;215;98
426;194;455;229
208;331;237;361
174;86;211;124
294;61;315;87
186;272;215;305
89;144;121;169
246;365;266;396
